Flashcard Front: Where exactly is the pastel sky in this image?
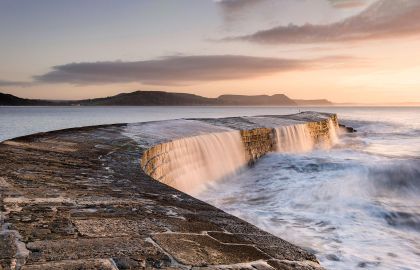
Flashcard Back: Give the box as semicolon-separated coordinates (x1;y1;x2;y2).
1;0;420;103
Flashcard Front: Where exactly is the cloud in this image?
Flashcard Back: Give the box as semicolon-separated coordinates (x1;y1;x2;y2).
0;80;33;87
215;0;269;23
328;0;367;9
33;55;355;86
216;0;266;13
227;0;420;44
216;0;366;11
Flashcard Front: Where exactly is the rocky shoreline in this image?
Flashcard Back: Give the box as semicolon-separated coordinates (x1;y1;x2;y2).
0;112;338;269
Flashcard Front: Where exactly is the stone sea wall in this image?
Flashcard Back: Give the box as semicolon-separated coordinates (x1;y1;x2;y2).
241;128;274;163
141;114;338;191
0;112;338;269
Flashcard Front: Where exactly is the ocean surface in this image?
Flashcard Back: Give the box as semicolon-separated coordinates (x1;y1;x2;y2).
0;106;304;142
198;107;420;270
1;106;420;269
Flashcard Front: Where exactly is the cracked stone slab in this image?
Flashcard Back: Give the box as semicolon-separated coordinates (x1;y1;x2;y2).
152;233;270;266
267;259;324;270
21;259;119;270
25;237;168;265
72;218;161;238
206;232;253;245
239;234;318;262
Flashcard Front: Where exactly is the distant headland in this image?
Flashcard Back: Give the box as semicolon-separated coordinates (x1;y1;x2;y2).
0;91;333;106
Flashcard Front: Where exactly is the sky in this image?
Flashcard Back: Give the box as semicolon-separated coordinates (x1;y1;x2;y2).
1;0;420;103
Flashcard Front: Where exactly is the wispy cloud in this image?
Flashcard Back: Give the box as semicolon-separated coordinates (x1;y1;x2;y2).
216;0;267;13
32;55;357;86
215;0;269;24
328;0;367;9
216;0;367;11
0;80;33;87
226;0;420;44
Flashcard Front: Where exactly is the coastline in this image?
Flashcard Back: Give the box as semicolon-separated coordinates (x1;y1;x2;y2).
0;112;338;269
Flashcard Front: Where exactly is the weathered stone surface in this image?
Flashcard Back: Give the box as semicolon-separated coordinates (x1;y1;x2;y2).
0;232;18;269
25;237;167;264
20;259;118;270
0;113;335;269
239;234;318;262
267;259;324;270
152;233;269;266
207;232;252;245
241;128;274;162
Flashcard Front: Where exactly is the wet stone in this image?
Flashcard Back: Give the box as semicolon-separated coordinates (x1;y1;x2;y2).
0;233;17;260
267;260;323;270
20;259;118;270
112;257;142;269
207;232;252;245
152;233;270;266
26;237;167;264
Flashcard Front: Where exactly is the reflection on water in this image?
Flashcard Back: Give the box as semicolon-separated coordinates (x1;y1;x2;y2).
198;108;420;270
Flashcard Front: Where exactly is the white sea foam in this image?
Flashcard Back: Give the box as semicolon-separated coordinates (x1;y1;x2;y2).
199;110;420;270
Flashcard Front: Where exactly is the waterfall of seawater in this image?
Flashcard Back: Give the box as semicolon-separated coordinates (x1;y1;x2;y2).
275;120;339;153
156;131;247;194
327;118;339;146
148;119;339;194
275;124;315;153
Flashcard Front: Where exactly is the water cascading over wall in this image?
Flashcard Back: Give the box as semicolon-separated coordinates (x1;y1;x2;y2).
141;114;340;194
141;131;247;194
274;118;339;153
275;124;315;153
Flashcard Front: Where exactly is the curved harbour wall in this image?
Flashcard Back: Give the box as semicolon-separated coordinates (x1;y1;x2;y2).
141;114;339;194
0;112;340;269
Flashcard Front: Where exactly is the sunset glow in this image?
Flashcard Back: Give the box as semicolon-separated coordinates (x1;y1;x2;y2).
1;0;420;103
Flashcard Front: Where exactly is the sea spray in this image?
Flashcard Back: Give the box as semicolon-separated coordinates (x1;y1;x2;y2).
327;118;339;146
154;131;247;194
199;110;420;269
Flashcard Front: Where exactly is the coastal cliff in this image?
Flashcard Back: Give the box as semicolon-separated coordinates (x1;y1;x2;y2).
0;91;333;107
0;112;337;269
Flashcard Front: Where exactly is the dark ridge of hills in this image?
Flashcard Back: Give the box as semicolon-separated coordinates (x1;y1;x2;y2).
294;99;333;106
79;91;218;106
217;94;296;106
0;90;333;106
78;91;297;106
0;92;57;106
